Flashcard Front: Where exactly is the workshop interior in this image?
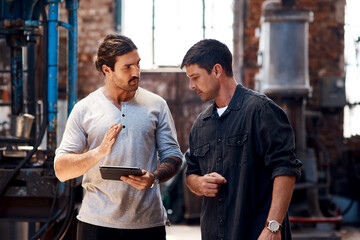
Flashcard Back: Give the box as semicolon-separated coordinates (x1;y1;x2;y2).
0;0;360;239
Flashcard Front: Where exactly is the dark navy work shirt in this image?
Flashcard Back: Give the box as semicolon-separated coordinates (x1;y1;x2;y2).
185;84;302;240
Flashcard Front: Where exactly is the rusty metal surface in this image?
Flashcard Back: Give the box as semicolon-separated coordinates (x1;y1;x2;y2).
0;168;58;197
0;167;68;221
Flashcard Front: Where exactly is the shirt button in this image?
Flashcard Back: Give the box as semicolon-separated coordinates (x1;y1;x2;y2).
217;157;221;162
219;219;223;223
122;125;125;128
237;140;241;144
217;138;221;143
218;198;223;202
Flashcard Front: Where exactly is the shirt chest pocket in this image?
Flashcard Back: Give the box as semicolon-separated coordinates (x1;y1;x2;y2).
225;133;248;166
193;143;210;157
226;133;248;146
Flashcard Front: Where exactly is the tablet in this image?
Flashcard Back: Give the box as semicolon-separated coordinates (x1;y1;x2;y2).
99;165;143;180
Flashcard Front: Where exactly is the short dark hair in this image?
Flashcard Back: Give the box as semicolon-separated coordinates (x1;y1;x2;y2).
95;34;138;75
180;39;233;77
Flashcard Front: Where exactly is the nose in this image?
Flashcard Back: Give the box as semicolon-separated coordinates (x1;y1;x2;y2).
189;80;196;90
131;65;140;77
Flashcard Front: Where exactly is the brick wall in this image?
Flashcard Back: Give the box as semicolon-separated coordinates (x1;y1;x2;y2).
243;0;346;166
57;0;209;152
59;0;116;99
57;0;347;156
140;70;210;152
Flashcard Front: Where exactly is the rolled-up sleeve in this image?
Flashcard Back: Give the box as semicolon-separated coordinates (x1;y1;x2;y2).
184;142;203;176
256;101;302;180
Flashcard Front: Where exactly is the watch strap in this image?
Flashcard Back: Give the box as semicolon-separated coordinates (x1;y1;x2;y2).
150;172;159;188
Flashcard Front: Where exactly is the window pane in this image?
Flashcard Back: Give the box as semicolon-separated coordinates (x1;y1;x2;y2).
204;0;234;53
344;0;360;137
122;0;153;69
154;0;203;67
121;0;234;69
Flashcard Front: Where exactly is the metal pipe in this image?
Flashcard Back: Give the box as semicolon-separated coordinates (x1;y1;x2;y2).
115;0;122;32
202;0;205;38
7;35;23;116
66;0;79;115
233;0;246;84
47;0;61;150
27;33;37;141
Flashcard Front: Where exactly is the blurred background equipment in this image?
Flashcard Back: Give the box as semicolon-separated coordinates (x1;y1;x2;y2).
1;0;360;239
0;0;80;239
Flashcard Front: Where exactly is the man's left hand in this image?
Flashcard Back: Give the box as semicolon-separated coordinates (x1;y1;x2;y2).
120;170;153;190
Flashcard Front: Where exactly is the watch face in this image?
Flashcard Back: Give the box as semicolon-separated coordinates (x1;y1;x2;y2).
269;221;279;231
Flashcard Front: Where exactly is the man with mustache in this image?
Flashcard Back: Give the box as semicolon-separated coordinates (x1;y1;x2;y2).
54;34;183;240
181;39;302;240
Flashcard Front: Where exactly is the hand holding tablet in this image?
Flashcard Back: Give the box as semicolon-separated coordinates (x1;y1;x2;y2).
99;166;144;180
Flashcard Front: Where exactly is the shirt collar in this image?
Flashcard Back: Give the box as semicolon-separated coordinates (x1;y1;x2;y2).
201;84;246;120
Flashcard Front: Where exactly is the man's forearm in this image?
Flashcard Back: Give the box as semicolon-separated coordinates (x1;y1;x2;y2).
54;148;105;182
155;156;182;183
266;175;296;224
55;123;122;182
186;174;204;196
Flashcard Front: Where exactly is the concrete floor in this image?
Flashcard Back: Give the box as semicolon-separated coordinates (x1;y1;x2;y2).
166;225;201;240
166;224;360;240
340;227;360;240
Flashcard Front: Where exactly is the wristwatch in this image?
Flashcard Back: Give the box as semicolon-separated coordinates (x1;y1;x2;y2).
266;220;282;233
150;172;159;188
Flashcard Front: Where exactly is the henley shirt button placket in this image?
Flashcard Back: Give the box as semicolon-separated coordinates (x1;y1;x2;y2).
121;113;125;128
121;113;126;129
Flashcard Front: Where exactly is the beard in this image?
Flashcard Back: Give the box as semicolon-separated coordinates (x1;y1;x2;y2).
112;76;139;92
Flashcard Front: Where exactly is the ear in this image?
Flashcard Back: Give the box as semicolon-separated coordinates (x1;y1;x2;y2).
212;64;223;77
102;65;111;75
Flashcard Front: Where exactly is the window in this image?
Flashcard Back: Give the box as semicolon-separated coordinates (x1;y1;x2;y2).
344;0;360;137
121;0;234;69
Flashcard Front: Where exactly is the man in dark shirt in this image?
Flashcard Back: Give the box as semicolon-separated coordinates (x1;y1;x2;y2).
181;39;302;240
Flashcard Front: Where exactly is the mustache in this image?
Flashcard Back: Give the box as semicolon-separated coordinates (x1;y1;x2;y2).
129;77;139;82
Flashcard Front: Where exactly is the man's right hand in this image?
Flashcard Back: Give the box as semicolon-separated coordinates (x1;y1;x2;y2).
55;123;122;182
201;172;227;197
96;123;122;158
187;172;227;197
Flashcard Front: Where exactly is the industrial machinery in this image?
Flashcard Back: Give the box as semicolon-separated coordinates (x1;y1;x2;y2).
256;0;344;239
0;0;79;239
